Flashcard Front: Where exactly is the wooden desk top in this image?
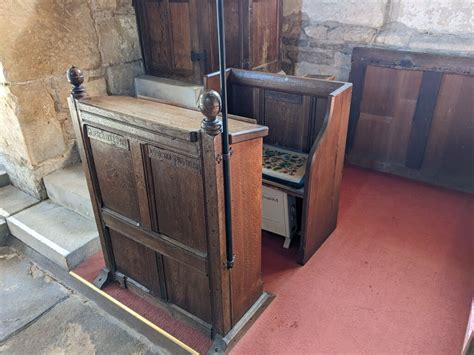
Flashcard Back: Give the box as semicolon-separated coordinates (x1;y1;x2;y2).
79;96;268;144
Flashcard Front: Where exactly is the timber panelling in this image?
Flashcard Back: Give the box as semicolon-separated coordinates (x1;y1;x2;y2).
347;47;474;192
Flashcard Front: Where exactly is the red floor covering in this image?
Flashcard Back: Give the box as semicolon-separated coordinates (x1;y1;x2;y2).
74;166;473;354
234;166;474;355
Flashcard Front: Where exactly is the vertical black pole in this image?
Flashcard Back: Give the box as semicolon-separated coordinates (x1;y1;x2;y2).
216;0;234;269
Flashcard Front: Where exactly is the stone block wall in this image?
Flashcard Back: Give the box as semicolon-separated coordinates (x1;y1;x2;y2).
0;0;143;198
281;0;473;80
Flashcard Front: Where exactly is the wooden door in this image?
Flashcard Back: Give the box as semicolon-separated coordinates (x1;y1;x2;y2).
135;0;281;82
247;0;281;71
135;0;204;83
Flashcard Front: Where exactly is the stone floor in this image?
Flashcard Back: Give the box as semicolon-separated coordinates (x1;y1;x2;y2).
0;246;167;354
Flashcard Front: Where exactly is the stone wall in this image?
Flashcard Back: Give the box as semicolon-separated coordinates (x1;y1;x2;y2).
0;0;143;198
281;0;473;80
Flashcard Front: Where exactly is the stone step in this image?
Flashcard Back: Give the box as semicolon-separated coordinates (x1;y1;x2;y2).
44;164;94;220
134;75;202;109
0;185;40;245
0;185;40;220
0;165;10;188
7;200;100;270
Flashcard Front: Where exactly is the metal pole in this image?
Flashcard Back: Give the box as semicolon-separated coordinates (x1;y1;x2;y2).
216;0;234;269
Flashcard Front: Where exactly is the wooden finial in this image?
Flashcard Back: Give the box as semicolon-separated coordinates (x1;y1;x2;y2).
198;90;222;136
66;66;86;99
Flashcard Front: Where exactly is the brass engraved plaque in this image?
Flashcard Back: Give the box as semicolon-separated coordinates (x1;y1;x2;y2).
148;146;201;172
87;126;129;150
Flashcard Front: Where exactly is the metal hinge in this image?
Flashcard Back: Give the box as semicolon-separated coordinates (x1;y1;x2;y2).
191;50;208;62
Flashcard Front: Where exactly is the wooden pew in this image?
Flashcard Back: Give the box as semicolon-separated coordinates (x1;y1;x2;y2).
205;69;352;264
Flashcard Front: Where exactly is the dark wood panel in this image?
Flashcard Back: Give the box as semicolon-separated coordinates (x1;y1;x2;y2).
163;256;212;324
103;211;208;275
250;0;280;70
423;74;474;188
87;127;141;222
169;1;193;71
134;0;281;83
109;228;161;294
351;65;423;166
263;90;310;152
147;145;208;252
229;84;260;122
347;47;473;192
143;1;171;69
405;71;443;169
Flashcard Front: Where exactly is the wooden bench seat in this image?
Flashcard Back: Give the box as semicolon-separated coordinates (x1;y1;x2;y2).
205;69;352;264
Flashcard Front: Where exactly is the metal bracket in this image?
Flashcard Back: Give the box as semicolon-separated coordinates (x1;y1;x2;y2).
216;148;233;164
226;255;235;269
93;268;112;289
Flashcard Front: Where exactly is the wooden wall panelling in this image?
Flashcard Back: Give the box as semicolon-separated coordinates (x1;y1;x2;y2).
249;0;281;72
135;0;282;82
351;65;423;167
347;47;474;192
206;0;242;71
422;74;474;189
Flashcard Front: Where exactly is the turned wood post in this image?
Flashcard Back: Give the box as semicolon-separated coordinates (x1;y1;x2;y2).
198;90;223;136
66;66;86;99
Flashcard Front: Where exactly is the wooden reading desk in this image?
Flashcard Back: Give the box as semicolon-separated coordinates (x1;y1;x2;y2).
67;68;270;349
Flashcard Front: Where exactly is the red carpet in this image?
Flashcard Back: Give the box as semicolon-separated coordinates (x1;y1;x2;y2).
233;166;474;354
74;166;473;354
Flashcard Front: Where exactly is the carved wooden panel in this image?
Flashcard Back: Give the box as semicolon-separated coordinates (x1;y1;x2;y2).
86;126;141;222
147;145;207;252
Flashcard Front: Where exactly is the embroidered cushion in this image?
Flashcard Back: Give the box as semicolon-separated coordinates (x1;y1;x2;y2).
262;144;308;188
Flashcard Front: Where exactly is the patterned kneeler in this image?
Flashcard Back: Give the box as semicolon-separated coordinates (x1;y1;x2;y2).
262;144;308;188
